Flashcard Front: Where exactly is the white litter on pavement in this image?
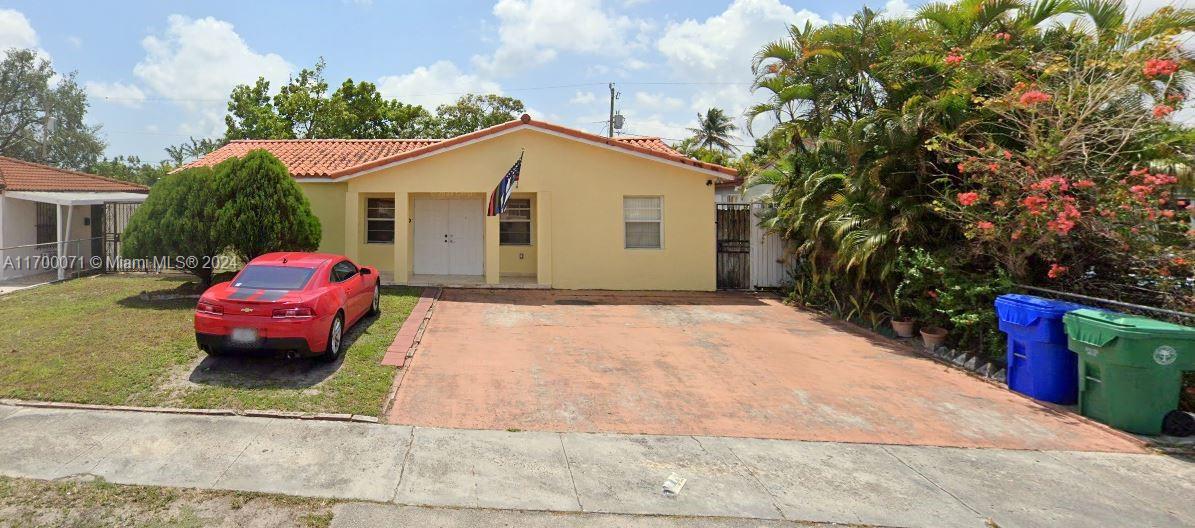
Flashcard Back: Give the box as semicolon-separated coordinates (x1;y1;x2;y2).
662;472;687;497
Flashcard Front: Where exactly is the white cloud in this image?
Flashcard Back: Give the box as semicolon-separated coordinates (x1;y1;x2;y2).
881;0;914;19
133;15;292;135
623;57;650;71
0;9;38;51
570;91;597;104
377;60;502;109
473;0;650;75
657;0;825;138
86;81;147;108
634;91;683;110
66;35;82;48
658;0;824;79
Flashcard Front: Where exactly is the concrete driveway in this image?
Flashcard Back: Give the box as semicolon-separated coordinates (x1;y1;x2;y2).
388;289;1143;452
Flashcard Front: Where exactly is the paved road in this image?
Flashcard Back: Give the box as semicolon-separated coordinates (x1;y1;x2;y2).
0;404;1191;528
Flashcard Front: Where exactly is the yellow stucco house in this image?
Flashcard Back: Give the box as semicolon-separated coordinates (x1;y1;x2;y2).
186;115;737;290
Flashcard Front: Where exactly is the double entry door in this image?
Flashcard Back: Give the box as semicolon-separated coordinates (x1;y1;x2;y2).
413;197;484;276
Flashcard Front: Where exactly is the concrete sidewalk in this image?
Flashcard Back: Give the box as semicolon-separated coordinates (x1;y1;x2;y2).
0;404;1191;528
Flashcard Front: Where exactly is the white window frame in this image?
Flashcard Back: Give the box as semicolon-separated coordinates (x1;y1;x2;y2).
499;198;533;246
365;197;396;245
623;196;663;250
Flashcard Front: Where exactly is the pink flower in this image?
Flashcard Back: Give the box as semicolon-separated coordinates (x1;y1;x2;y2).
1153;104;1175;119
1143;58;1179;78
1022;195;1048;214
957;192;981;206
1047;263;1069;279
976;221;995;231
1073;179;1096;189
945;53;965;66
994;32;1012;42
1030;176;1070;192
1019;90;1052;106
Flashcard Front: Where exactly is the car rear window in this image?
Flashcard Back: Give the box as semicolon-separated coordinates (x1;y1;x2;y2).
233;265;316;290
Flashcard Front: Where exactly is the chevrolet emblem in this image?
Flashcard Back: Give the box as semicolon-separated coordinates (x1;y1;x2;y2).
241;307;253;313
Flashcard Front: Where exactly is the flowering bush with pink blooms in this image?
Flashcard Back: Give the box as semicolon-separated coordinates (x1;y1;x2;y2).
934;39;1192;312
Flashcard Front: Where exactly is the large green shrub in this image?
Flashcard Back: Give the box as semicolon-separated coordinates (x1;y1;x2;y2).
215;150;321;262
121;166;225;286
896;248;1012;359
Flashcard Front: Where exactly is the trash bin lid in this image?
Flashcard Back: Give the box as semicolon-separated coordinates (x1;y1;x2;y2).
995;294;1090;325
1063;309;1195;340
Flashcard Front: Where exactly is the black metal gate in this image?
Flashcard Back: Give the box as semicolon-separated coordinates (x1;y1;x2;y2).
102;202;139;270
716;203;750;289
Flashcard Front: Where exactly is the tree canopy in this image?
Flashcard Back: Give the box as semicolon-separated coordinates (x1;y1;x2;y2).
223;58;525;141
121;165;226;286
747;1;1193;356
215;150;321;262
0;49;104;170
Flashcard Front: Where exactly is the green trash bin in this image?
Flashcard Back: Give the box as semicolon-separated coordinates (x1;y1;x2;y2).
1062;309;1195;435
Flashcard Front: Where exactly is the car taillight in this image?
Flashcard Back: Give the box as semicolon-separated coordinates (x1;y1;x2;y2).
273;307;315;319
197;301;223;315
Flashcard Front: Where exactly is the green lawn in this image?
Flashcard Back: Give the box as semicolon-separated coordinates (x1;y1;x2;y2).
0;476;337;528
0;274;420;416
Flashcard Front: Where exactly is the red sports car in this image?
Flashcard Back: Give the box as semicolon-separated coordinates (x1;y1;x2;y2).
195;253;381;361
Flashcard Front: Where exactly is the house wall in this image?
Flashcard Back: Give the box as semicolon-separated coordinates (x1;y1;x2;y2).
715;185;740;203
0;196;96;280
297;182;347;255
299;128;717;290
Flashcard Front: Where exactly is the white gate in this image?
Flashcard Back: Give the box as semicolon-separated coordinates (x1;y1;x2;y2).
748;202;792;289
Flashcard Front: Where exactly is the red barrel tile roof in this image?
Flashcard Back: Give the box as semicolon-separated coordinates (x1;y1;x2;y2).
182;116;736;179
0;156;148;192
184;139;441;178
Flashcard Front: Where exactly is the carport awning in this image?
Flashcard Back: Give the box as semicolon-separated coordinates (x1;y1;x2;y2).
4;190;148;206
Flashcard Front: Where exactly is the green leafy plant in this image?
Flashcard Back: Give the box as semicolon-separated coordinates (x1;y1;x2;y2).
122;166;226;286
215;150;322;262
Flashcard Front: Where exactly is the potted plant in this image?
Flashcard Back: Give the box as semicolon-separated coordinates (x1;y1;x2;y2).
896;248;950;349
880;292;916;338
919;325;948;350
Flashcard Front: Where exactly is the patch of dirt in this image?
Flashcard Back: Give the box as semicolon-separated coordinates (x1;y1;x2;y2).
639;305;754;326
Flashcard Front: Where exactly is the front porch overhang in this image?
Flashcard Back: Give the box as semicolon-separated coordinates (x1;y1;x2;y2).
4;190;147;206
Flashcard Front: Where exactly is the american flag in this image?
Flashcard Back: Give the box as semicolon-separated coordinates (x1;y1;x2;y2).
487;151;523;216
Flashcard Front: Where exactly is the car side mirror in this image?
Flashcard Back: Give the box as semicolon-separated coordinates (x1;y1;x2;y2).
360;268;371;275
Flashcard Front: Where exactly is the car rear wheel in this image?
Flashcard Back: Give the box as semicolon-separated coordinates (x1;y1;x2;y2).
368;283;381;316
318;313;344;363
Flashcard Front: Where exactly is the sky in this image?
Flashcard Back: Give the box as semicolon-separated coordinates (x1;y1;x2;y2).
0;0;1185;163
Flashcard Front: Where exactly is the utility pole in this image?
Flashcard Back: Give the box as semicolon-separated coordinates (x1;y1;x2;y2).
608;82;616;138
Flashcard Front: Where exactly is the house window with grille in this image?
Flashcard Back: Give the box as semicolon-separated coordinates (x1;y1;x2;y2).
499;198;532;245
366;198;395;244
35;202;56;245
624;196;662;249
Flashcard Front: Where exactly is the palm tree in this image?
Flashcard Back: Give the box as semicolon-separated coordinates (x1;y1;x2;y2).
686;108;739;153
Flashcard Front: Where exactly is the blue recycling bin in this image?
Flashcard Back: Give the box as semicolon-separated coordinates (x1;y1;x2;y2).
995;294;1092;404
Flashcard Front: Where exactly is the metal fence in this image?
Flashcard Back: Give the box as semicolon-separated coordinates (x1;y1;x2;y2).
0;237;106;283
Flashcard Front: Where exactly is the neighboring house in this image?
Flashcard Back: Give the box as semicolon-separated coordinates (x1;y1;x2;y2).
0;156;148;281
186;115;736;290
714;175;743;203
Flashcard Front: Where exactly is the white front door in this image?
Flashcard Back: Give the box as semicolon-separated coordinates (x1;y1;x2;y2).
447;198;483;275
412;197;483;275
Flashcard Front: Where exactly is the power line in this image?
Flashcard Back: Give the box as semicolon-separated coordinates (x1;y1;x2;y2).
90;80;754;104
621;130;757;148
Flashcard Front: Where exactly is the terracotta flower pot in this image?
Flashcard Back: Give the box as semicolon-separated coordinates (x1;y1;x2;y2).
890;317;916;338
920;326;948;350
